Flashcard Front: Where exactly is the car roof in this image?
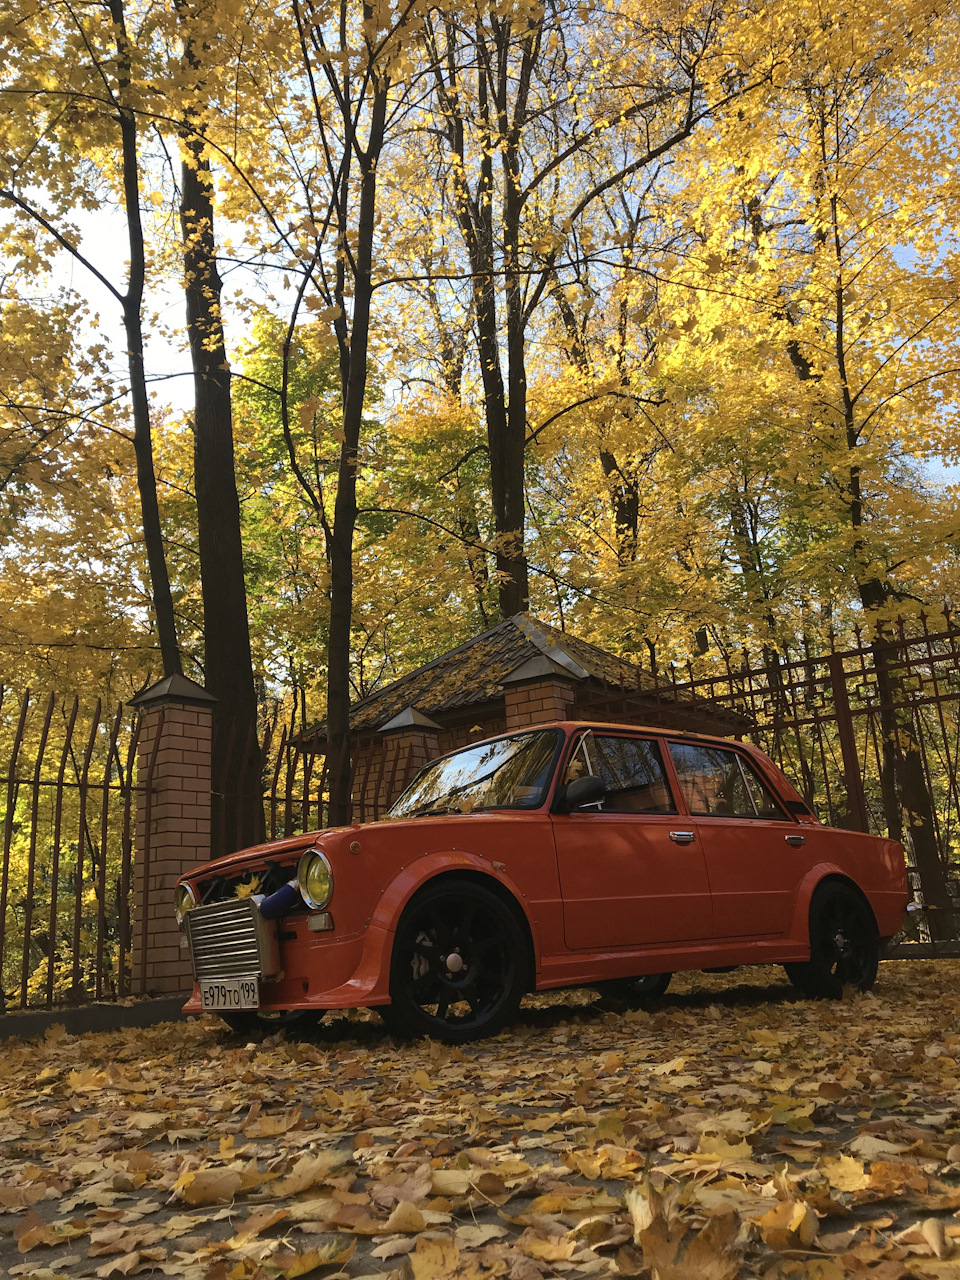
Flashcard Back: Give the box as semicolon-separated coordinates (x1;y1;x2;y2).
559;720;743;742
462;720;755;752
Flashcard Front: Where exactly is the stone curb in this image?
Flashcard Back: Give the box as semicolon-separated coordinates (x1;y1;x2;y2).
0;995;191;1043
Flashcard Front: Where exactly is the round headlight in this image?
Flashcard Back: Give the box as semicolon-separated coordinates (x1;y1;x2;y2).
175;883;197;926
298;849;333;910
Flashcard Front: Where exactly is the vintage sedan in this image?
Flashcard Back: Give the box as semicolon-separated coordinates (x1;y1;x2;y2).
175;722;908;1041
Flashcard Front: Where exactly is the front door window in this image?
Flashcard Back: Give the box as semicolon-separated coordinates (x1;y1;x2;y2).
587;733;677;814
553;732;709;948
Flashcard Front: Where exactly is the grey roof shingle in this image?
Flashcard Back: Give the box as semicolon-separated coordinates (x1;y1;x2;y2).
306;614;707;738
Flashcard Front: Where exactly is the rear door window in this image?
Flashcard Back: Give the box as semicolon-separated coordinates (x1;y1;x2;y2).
668;742;788;820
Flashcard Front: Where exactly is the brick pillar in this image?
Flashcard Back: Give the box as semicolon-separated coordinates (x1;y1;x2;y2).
377;706;442;809
130;675;217;996
503;656;580;728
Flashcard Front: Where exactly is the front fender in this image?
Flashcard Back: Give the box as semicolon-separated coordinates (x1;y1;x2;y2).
305;851;537;1008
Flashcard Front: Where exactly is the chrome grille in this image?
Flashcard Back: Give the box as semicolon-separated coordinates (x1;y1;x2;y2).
184;898;280;980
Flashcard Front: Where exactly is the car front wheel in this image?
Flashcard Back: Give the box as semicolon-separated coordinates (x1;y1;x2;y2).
379;882;527;1043
785;882;879;998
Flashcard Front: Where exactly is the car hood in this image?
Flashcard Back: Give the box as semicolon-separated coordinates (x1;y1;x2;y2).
176;809;547;884
178;825;353;881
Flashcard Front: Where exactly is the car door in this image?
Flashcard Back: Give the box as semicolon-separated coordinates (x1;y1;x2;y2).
552;731;713;950
666;741;806;939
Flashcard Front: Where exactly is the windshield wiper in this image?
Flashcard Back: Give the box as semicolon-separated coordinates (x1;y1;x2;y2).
406;801;467;818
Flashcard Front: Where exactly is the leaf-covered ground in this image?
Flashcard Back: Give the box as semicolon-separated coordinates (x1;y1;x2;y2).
2;961;960;1280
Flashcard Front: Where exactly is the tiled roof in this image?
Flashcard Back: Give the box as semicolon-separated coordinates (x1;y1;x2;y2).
323;614;674;736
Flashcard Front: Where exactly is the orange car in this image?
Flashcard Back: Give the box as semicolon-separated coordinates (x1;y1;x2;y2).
175;722;908;1041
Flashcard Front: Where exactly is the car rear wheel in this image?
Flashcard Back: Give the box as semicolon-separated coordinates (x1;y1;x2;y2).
784;882;878;998
379;882;527;1043
595;972;671;1001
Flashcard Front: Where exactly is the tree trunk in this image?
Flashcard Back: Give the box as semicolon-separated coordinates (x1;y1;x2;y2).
325;84;389;827
108;0;181;679
441;29;528;619
869;626;953;936
475;271;521;616
499;69;530;618
179;6;262;852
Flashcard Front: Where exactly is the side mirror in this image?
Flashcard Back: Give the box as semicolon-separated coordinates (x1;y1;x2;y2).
564;774;606;810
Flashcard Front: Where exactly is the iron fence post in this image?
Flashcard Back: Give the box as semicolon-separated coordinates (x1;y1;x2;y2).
826;652;870;833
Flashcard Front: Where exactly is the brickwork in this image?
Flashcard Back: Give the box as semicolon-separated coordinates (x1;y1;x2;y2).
504;675;577;729
132;699;214;996
436;718;507;755
352;726;441;820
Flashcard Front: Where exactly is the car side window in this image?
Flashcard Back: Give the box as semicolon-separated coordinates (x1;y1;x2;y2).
668;742;789;820
582;734;677;814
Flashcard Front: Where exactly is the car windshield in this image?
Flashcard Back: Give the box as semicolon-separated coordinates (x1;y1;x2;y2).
388;729;562;817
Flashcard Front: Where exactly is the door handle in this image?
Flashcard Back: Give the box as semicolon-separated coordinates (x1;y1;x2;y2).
785;833;805;847
669;830;696;844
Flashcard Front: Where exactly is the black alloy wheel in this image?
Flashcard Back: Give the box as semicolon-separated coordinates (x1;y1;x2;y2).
595;972;671;1002
785;882;879;998
379;882;527;1043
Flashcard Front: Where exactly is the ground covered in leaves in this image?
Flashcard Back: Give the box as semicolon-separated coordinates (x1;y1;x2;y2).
2;961;960;1280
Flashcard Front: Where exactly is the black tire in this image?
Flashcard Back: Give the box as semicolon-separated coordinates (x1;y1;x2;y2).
785;882;879;998
221;1009;324;1036
379;881;527;1043
596;973;671;1002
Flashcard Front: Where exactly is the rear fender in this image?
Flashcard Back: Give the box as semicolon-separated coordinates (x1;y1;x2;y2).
786;864;874;953
314;851;536;1007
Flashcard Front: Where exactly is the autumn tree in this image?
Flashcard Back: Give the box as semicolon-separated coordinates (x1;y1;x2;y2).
244;0;474;821
2;0;277;849
0;284;160;694
382;0;795;618
0;0;183;678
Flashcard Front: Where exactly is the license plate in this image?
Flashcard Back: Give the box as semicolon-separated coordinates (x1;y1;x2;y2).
200;977;259;1011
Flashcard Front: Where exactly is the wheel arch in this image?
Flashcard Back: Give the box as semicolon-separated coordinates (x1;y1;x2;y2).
812;872;877;914
785;871;881;997
793;869;880;947
395;869;537;993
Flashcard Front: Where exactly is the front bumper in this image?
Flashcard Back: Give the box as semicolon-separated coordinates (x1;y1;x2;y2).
182;913;392;1014
183;897;281;982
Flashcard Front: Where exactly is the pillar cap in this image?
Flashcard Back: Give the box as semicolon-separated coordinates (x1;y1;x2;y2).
129;673;218;709
378;705;442;733
502;654;584;685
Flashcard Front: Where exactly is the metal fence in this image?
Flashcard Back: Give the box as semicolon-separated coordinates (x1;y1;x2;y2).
260;720;329;844
581;613;960;938
4;614;960;1010
0;690;143;1011
0;696;339;1012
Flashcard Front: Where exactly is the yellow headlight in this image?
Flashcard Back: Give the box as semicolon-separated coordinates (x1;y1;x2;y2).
298;849;333;910
175;883;197;926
